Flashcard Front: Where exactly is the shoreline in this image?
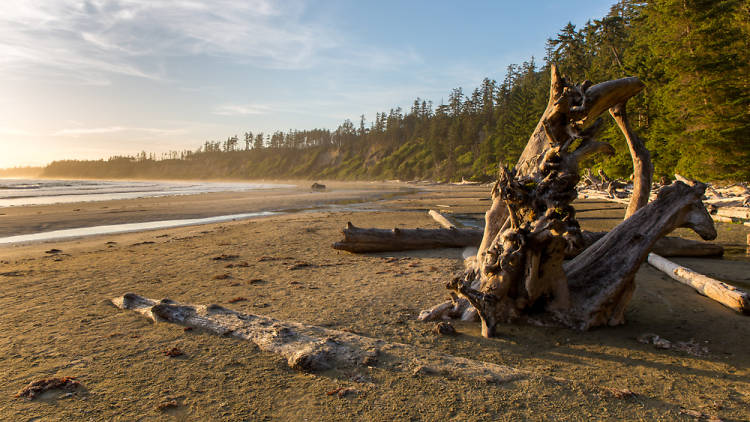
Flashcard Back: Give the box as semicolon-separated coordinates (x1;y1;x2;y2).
0;180;415;239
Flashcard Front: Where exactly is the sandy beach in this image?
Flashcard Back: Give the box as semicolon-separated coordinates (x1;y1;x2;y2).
1;182;748;420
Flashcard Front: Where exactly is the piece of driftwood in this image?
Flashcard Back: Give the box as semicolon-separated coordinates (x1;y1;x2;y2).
335;214;721;257
332;222;483;253
111;293;530;384
420;66;718;335
428;209;459;229
715;207;750;220
647;254;749;314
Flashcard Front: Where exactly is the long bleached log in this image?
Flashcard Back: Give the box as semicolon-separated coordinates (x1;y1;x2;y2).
332;222;483;253
111;293;530;383
647;254;749;314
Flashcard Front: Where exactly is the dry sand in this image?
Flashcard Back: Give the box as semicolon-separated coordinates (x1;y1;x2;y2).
0;182;748;421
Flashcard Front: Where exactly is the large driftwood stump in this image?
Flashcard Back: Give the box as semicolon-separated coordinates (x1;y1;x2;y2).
421;66;718;335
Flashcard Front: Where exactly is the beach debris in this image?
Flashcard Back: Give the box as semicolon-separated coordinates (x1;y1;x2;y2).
257;256;295;262
212;273;232;280
333;222;483;253
600;387;638;399
248;278;266;284
130;241;155;246
112;293;532;385
288;262;314;270
326;387;359;398
410;67;723;335
212;254;239;261
44;248;62;254
15;376;80;400
637;333;709;356
228;297;248;303
162;347;184;357
311;182;326;192
157;398;179;411
648;253;749;314
433;322;456;336
679;407;723;421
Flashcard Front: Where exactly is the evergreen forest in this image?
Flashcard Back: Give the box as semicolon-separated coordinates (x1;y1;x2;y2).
42;0;750;182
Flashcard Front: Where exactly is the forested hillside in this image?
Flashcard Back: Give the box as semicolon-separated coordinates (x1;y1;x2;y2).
43;0;749;182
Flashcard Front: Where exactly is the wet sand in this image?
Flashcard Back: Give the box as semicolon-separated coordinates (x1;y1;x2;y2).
0;183;748;420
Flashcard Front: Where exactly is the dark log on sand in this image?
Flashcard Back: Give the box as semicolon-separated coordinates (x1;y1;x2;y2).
333;212;722;257
647;254;749;314
111;293;533;384
332;222;483;253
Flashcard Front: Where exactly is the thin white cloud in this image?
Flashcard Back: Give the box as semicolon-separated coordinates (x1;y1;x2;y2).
0;0;331;84
53;126;185;137
0;1;421;85
212;104;271;116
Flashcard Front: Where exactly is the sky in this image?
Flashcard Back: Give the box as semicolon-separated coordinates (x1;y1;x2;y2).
0;0;613;168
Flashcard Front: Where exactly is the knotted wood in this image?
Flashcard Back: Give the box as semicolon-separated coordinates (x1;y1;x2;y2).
420;66;719;335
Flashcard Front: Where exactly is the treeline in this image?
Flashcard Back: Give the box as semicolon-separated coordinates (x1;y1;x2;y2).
0;166;43;178
43;0;749;182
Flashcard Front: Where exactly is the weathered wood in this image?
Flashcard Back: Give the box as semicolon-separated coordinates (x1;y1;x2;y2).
610;102;653;219
428;209;458;229
563;182;717;329
420;66;719;335
112;293;530;383
715;207;750;220
647;254;749;314
575;232;723;258
333;222;483;253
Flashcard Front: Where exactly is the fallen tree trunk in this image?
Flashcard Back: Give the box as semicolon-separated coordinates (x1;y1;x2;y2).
332;222;483;253
111;293;530;383
647;254;749;314
334;215;722;257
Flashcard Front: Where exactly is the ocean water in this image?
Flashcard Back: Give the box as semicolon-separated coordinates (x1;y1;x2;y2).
0;179;295;207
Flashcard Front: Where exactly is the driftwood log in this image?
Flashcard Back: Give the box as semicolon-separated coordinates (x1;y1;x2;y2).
334;211;722;257
332;222;482;253
420;66;719;335
111;293;531;383
647;254;749;314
